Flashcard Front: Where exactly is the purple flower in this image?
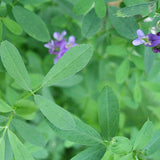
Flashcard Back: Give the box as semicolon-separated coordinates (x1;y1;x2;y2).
145;34;160;47
44;40;55;54
65;36;78;49
44;30;78;64
132;29;147;46
53;30;66;41
132;29;160;47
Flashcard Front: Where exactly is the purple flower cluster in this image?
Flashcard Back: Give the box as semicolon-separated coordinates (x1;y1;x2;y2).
132;29;160;53
44;30;78;64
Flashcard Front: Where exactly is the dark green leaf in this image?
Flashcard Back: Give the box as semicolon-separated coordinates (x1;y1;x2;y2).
12;119;46;147
12;6;50;42
98;86;119;140
42;44;93;87
0;41;32;91
109;7;138;39
82;9;102;37
71;145;106;160
8;130;35;160
35;95;76;130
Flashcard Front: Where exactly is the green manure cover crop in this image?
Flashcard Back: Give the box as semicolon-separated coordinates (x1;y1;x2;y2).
0;0;160;160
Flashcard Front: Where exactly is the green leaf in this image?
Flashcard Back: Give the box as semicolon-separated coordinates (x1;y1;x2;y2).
141;81;160;92
71;145;106;160
117;2;155;17
0;20;3;42
94;0;106;18
98;86;119;140
12;6;50;42
110;136;132;155
12;119;46;147
0;99;13;113
34;95;76;130
19;0;49;5
119;153;134;160
133;120;153;150
145;47;155;74
116;59;130;84
50;116;102;146
0;138;5;160
73;0;94;15
146;130;160;155
2;17;22;35
123;97;139;110
42;44;93;87
53;74;83;87
8;130;35;160
0;41;32;91
82;9;102;37
133;84;141;103
14;99;38;116
108;7;138;39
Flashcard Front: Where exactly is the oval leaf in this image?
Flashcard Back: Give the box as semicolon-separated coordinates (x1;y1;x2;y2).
8;130;35;160
0;41;32;91
98;86;119;140
3;17;22;35
73;0;93;15
12;6;50;42
42;44;93;87
82;9;102;37
71;145;106;160
133;120;153;150
0;99;13;113
12;119;46;147
95;0;106;18
34;95;76;130
116;59;130;84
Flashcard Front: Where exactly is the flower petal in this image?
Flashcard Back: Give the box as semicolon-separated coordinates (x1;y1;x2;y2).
146;34;160;47
132;38;144;46
137;29;145;38
68;36;76;44
53;32;60;40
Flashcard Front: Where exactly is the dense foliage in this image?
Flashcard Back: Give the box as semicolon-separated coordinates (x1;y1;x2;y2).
0;0;160;160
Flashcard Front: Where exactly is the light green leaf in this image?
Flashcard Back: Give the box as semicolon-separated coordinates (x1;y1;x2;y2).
12;119;46;147
133;84;142;103
110;136;132;155
109;7;138;39
8;130;35;160
119;153;134;160
145;47;155;74
0;41;32;91
116;59;130;84
71;145;106;160
50;116;102;146
117;2;155;17
146;130;160;155
14;99;38;116
12;6;50;42
95;0;106;18
0;138;5;160
3;17;22;35
0;20;2;42
133;120;153;150
34;95;76;130
0;99;13;113
42;44;93;87
98;86;119;140
73;0;94;15
82;9;102;37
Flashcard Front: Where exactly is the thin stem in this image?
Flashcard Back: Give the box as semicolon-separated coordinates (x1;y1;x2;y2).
2;112;14;139
4;0;19;17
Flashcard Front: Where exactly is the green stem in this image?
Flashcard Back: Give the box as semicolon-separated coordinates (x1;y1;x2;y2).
2;112;14;139
4;0;19;17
